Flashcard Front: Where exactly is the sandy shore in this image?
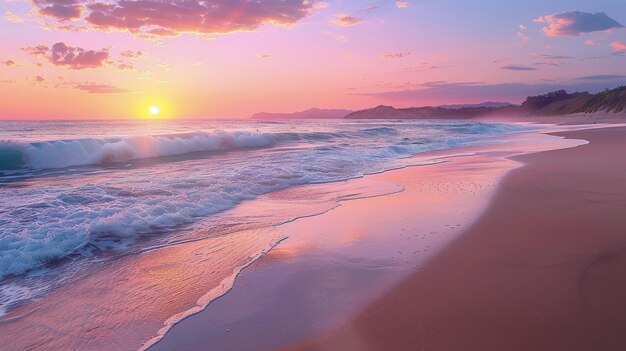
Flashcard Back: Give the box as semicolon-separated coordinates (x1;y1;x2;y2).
288;126;626;351
147;123;612;351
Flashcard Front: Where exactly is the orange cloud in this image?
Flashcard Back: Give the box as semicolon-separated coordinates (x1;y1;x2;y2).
395;1;409;8
73;83;129;93
1;60;16;66
257;54;273;59
116;62;134;70
120;50;143;58
30;0;314;37
333;13;363;26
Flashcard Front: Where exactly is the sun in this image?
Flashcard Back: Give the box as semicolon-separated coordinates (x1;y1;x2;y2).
149;106;160;116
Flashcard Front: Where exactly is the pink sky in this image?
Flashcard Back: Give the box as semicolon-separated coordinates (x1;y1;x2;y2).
0;0;625;119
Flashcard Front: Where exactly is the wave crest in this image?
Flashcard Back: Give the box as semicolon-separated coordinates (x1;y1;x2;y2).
0;131;277;170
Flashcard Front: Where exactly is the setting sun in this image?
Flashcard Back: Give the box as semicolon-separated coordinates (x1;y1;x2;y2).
149;106;160;116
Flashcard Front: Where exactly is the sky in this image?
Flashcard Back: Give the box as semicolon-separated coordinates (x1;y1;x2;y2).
0;0;625;119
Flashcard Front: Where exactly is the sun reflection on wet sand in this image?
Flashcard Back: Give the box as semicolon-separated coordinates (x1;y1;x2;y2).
0;227;283;350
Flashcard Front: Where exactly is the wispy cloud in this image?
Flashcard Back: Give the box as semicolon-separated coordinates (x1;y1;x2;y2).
313;2;328;9
381;52;410;59
257;54;273;59
333;13;363;26
610;41;626;52
1;60;16;66
575;75;626;80
72;83;130;93
534;11;624;36
402;62;441;72
4;11;24;23
501;65;536;71
395;1;410;9
116;62;134;70
120;50;143;59
530;52;575;60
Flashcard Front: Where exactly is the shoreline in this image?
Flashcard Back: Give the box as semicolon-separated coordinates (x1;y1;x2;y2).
287;126;626;351
148;122;592;350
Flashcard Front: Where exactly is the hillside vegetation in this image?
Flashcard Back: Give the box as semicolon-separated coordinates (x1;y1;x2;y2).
345;86;626;119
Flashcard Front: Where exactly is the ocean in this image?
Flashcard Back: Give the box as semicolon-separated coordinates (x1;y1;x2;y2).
0;118;529;317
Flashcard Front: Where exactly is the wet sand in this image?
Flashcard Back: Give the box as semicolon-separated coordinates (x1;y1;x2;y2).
148;126;592;350
290;126;626;351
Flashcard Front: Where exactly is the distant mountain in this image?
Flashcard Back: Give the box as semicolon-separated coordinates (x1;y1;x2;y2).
345;86;626;119
344;105;513;119
251;108;352;119
439;102;514;109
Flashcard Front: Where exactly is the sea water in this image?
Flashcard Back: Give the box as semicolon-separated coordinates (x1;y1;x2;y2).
0;118;530;314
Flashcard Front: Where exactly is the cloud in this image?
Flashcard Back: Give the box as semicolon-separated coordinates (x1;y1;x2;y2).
23;42;109;69
610;41;626;52
32;0;83;20
22;44;49;57
72;83;129;93
4;11;24;23
116;62;134;70
395;1;409;8
530;52;575;60
575;75;626;80
584;39;599;45
501;65;537;71
35;76;45;83
403;62;441;72
381;52;410;59
1;60;16;66
53;80;130;93
120;50;143;58
534;11;624;36
519;24;527;31
333;13;363;26
516;31;529;44
257;54;273;59
362;5;379;12
533;62;560;67
29;0;315;37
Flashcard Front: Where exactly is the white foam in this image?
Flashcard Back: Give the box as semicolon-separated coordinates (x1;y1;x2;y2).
0;131;277;170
